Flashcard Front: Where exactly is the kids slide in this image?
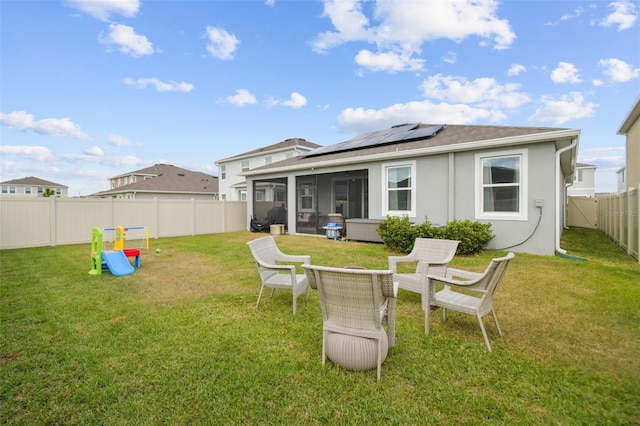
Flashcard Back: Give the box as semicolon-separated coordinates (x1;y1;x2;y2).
101;250;135;277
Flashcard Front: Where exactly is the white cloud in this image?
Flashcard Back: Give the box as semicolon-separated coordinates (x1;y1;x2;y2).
599;1;637;31
272;92;308;109
551;62;583;84
355;49;425;72
101;24;154;57
598;58;640;82
421;74;530;109
65;0;140;21
528;92;596;124
312;0;515;73
337;100;505;134
226;89;257;106
123;77;194;92
0;111;90;140
205;26;239;60
544;7;584;26
107;134;134;147
84;146;104;156
0;145;55;162
442;52;457;64
507;64;526;76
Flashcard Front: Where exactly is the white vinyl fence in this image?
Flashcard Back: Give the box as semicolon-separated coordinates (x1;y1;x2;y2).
597;185;639;262
0;196;247;250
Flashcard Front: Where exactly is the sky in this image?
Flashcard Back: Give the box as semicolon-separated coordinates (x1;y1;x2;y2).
1;0;639;197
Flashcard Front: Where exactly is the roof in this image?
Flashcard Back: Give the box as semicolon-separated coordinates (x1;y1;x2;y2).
245;123;580;176
215;138;322;164
618;95;640;135
0;176;68;188
93;164;218;196
576;162;596;168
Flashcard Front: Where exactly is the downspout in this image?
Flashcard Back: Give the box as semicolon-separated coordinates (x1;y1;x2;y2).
555;137;578;254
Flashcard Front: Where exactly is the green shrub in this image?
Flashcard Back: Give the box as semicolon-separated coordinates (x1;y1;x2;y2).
443;219;494;255
376;215;417;252
377;216;494;255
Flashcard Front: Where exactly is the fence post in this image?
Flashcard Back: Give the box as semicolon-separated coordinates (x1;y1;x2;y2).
49;196;56;247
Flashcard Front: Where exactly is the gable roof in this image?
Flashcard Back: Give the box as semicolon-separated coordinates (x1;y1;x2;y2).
93;164;218;196
618;95;640;135
245;123;580;176
215;138;322;164
0;176;68;188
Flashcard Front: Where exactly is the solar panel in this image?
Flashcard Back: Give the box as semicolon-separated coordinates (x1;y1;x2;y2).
302;123;444;158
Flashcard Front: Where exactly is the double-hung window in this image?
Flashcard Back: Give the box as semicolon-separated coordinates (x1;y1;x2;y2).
476;150;527;220
383;161;416;217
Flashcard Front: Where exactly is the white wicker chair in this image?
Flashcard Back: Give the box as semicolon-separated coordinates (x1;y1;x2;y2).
302;265;398;382
388;238;459;310
247;236;310;315
425;252;515;351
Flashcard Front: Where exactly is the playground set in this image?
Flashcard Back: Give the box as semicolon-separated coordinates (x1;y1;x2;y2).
89;226;149;276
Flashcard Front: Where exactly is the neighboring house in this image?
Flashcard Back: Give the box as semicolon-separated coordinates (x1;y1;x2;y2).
215;138;322;202
92;164;218;200
0;176;68;197
568;163;596;197
617;95;640;191
617;167;627;192
244;123;580;256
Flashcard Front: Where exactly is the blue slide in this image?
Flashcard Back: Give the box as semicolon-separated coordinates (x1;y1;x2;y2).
101;250;135;277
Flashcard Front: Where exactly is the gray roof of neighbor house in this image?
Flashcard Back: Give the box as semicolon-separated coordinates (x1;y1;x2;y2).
93;164;218;196
0;176;68;188
215;138;322;164
245;123;580;176
576;162;596;168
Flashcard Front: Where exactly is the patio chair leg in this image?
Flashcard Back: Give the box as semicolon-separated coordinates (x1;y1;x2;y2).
442;308;447;321
376;338;382;382
269;288;276;298
424;308;430;334
256;285;265;308
322;331;328;366
292;297;297;315
477;315;492;352
491;310;503;337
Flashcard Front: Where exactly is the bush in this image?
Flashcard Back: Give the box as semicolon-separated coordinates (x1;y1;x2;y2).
377;216;494;255
443;219;494;255
376;215;417;253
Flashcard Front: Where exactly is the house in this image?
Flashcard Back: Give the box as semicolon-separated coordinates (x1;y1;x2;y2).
91;164;218;200
243;123;580;256
617;95;640;191
0;176;68;197
215;138;322;202
567;163;596;198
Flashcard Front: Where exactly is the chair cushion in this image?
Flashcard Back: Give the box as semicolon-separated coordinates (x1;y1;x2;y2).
326;331;388;371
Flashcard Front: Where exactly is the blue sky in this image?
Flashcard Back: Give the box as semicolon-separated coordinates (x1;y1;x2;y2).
1;0;638;196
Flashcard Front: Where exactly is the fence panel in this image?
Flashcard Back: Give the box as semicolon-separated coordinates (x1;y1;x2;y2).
596;185;640;262
567;197;597;228
0;196;247;250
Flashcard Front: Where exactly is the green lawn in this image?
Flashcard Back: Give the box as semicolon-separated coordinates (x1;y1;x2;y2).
1;228;639;425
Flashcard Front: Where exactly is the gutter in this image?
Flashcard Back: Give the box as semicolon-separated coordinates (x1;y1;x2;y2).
555;137;578;255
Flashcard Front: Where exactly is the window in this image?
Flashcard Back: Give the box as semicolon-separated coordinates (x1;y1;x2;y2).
220;165;226;180
574;169;583;182
9;186;16;194
241;160;250;172
285;151;294;159
1;186;7;194
255;190;265;201
56;188;61;195
298;183;315;211
264;156;272;165
38;186;43;195
476;150;528;221
382;161;416;216
239;190;247;201
25;186;32;194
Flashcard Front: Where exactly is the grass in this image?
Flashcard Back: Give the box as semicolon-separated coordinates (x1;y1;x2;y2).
1;228;639;425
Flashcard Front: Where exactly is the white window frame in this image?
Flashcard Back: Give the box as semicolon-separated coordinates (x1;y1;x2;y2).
220;164;226;180
241;160;250;172
381;160;416;217
25;186;32;194
239;190;247;202
475;149;528;221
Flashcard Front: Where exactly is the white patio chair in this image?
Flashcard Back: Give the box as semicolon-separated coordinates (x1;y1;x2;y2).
388;238;459;310
247;236;310;315
425;252;515;351
302;264;398;382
